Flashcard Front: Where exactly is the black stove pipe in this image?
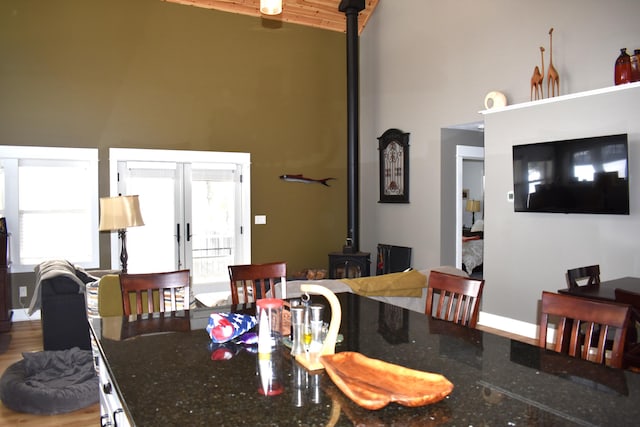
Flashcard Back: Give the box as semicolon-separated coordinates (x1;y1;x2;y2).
339;0;365;252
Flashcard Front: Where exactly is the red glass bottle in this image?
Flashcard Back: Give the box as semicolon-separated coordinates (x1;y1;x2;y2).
614;48;632;85
631;49;640;83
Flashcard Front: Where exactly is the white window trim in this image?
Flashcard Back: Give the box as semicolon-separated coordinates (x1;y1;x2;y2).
0;145;99;273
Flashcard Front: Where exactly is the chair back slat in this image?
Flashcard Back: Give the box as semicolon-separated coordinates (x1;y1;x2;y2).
565;265;600;289
228;262;287;304
539;291;630;368
425;271;484;328
120;270;191;316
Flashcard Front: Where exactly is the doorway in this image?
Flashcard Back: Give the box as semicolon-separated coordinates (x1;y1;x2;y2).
106;148;251;294
439;124;484;270
456;146;485;276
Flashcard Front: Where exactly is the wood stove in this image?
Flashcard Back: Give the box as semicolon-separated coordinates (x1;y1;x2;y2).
328;251;370;279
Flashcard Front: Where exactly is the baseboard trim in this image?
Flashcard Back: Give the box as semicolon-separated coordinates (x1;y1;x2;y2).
478;311;538;340
11;308;41;322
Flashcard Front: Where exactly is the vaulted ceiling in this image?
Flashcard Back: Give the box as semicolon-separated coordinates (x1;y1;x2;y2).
163;0;379;34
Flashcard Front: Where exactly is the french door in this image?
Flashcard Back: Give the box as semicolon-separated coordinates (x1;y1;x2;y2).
108;149;251;293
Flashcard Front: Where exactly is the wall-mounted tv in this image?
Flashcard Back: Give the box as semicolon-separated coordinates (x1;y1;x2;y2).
512;134;629;214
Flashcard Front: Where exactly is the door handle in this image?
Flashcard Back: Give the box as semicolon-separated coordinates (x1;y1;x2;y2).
187;223;192;242
113;408;124;427
176;223;182;269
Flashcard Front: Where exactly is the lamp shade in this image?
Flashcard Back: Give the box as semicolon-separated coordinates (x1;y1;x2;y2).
99;195;145;231
465;199;481;213
260;0;282;15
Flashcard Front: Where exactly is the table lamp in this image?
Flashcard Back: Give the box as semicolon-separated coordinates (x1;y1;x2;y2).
465;199;481;225
99;195;144;273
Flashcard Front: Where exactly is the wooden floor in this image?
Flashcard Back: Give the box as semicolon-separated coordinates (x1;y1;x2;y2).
0;321;100;426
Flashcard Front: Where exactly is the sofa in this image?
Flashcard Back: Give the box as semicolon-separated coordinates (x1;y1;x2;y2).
30;261;100;351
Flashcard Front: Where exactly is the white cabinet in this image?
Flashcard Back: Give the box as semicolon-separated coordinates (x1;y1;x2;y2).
97;353;130;427
91;325;132;427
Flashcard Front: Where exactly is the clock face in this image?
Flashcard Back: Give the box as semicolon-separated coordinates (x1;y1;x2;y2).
383;141;404;196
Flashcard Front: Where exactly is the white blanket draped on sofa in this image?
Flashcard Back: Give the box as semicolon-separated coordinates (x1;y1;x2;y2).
28;260;93;316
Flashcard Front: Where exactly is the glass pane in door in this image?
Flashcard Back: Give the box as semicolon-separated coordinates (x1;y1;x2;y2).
123;163;179;273
0;164;5;216
189;166;237;287
119;159;243;291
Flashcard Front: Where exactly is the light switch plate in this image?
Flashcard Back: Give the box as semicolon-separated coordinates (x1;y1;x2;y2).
254;215;267;225
19;286;27;297
507;191;514;202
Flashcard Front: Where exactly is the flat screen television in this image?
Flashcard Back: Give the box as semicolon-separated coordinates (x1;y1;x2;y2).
512;134;629;214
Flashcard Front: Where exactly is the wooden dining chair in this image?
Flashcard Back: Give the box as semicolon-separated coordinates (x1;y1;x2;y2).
228;262;287;304
120;312;191;340
120;270;191;316
425;270;485;328
538;291;630;368
565;265;600;289
615;288;640;369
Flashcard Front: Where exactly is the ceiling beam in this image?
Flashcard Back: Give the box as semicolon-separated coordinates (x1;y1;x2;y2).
162;0;378;34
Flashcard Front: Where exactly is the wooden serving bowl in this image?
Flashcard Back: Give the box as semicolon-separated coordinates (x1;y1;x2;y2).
320;351;454;410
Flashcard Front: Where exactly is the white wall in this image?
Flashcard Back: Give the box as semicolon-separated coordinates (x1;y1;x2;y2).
482;83;640;324
359;0;640;330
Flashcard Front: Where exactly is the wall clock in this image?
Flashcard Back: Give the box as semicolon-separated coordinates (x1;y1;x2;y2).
378;128;410;203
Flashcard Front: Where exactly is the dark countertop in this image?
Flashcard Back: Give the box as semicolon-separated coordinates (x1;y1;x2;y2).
91;293;640;426
558;276;640;301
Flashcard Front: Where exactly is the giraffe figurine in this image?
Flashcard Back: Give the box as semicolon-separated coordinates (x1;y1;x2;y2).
530;46;545;100
547;27;560;97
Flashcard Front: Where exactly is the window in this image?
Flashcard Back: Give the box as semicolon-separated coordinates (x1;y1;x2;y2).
527;160;553;194
0;146;99;272
0;164;5;217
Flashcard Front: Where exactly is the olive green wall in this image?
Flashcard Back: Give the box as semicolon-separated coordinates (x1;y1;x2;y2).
1;0;347;305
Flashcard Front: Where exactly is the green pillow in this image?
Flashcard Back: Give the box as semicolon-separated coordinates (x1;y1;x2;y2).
97;275;124;317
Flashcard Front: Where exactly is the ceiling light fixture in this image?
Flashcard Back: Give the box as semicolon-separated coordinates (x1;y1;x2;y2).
260;0;282;16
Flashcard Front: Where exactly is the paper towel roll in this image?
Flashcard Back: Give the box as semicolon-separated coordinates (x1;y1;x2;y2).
484;91;507;109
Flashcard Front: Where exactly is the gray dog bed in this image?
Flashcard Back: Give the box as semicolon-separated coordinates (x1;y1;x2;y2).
0;347;98;415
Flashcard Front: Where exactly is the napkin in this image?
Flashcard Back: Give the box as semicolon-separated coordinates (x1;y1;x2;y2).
206;312;257;343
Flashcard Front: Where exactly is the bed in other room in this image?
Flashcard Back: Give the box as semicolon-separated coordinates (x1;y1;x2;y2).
462;220;484;275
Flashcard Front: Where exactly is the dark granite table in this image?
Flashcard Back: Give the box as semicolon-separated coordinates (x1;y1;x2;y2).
91;293;640;426
558;276;640;302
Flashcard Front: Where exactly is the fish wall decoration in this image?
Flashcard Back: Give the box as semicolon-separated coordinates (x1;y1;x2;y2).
280;174;336;187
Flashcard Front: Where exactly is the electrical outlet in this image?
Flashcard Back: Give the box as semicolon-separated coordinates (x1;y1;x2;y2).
19;286;27;298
